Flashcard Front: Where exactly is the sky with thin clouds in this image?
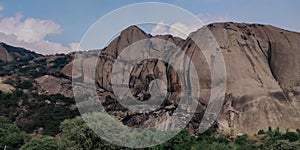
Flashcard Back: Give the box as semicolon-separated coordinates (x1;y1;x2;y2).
0;0;299;54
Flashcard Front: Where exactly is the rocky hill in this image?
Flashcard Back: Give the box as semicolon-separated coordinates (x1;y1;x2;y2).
0;43;76;136
64;23;300;135
208;23;300;135
0;42;42;63
1;22;300;136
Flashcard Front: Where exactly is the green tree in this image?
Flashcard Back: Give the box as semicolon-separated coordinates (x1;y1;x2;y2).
235;134;249;145
153;129;196;150
192;140;235;150
59;116;118;150
281;131;299;142
258;129;265;135
20;136;60;150
234;134;258;150
0;116;28;150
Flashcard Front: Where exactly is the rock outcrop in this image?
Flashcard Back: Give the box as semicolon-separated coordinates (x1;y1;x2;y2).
0;42;41;63
206;23;300;134
58;22;300;135
0;77;15;93
0;43;14;63
35;75;73;98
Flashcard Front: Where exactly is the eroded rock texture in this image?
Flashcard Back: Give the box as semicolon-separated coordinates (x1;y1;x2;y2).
64;23;300;135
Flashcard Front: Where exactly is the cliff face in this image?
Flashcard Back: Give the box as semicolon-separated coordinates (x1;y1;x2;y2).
62;22;300;134
207;23;300;134
0;43;14;63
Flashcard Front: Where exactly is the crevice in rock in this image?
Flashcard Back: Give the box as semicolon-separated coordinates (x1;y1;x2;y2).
264;34;299;114
262;30;277;83
267;40;276;81
256;40;268;60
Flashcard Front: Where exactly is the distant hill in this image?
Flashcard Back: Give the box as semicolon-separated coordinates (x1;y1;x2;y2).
0;42;42;63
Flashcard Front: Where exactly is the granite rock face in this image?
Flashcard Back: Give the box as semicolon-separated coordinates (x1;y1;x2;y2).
35;75;73;98
207;23;300;134
0;43;14;63
0;77;15;93
63;23;300;135
0;42;41;63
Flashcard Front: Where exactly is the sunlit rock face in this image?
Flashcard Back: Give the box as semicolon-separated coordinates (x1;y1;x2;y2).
62;23;300;135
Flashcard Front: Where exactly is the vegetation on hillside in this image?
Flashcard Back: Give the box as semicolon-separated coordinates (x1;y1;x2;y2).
0;90;79;136
0;53;71;78
2;113;300;150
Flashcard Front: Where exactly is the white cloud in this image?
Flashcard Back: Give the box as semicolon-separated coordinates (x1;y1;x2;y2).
0;5;3;11
0;33;80;54
69;42;83;51
151;21;169;36
197;13;229;24
0;14;78;54
151;14;229;39
0;14;61;43
169;22;200;39
151;21;200;39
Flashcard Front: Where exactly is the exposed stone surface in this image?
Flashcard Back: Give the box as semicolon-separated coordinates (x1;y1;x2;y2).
0;44;14;63
35;75;73;98
0;77;15;93
207;23;300;134
89;23;300;135
0;42;41;62
61;60;74;78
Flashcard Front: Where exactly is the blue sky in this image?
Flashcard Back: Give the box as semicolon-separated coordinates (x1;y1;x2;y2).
0;0;299;54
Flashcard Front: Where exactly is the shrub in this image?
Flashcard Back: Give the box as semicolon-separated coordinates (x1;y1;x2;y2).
258;129;265;135
20;136;60;150
0;116;28;150
281;132;299;142
235;134;249;145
